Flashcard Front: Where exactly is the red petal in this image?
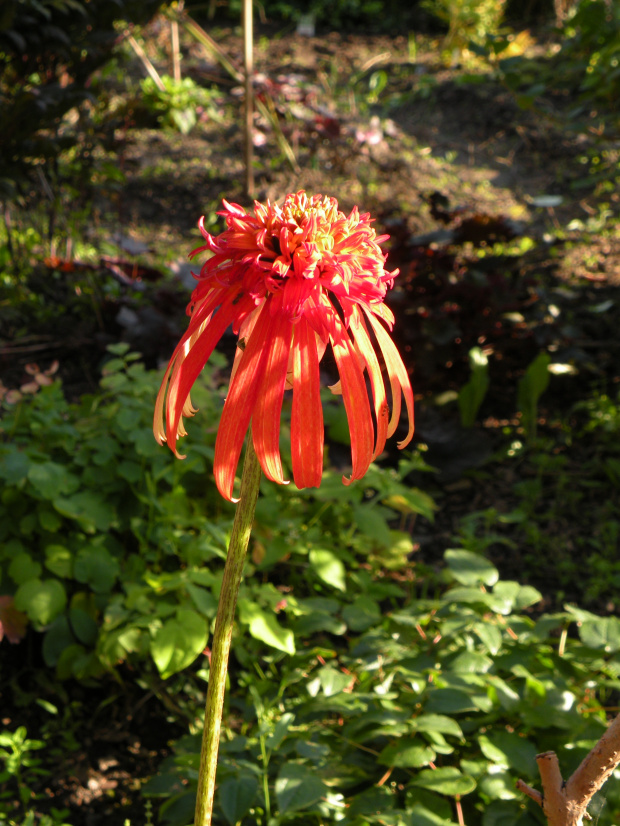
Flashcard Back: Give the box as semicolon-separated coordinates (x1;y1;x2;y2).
213;303;273;500
291;319;324;488
330;311;374;484
349;306;389;459
164;290;254;456
252;314;293;484
365;311;415;448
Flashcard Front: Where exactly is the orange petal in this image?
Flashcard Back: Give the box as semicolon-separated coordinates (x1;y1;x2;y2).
167;293;253;454
330;312;374;484
213;303;273;500
252;314;293;484
291;318;324;488
349;305;389;460
365;311;414;448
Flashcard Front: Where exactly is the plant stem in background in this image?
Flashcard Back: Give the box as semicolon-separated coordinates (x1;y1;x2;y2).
243;0;254;198
194;437;262;826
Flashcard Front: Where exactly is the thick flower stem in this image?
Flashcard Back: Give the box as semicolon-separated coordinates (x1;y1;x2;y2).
194;438;262;826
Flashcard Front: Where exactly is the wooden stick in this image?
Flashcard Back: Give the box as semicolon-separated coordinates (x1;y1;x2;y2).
243;0;254;198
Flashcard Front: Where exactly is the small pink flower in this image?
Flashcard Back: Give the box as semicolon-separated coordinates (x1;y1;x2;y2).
154;191;414;500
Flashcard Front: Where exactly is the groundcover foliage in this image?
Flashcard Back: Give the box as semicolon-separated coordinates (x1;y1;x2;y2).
2;350;620;825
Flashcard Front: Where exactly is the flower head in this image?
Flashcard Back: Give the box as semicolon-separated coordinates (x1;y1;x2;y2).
154;191;414;500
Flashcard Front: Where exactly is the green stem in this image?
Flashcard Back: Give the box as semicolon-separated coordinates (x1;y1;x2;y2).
194;438;262;826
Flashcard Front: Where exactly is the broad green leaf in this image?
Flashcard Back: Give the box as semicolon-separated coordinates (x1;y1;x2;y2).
379;739;436;768
275;763;327;814
0;448;30;484
186;583;217;618
9;552;42;585
15;578;67;626
53;492;115;532
383;489;437;521
478;732;537;777
425;689;488;715
218;774;258;825
449;651;493;674
266;713;295;750
44;545;73;578
493;581;542;611
74;547;120;593
353;506;392;548
409;803;459;826
579;617;620;653
342;597;381;631
445;549;498;587
238;600;295;654
318;666;351;697
411;715;463;739
411;767;476;796
69;607;98;646
474;622;503;655
309;549;347;592
150;609;208;679
28;462;79;499
42;616;74;667
478;771;519;800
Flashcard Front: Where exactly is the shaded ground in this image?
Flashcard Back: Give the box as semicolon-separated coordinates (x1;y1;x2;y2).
2;18;620;825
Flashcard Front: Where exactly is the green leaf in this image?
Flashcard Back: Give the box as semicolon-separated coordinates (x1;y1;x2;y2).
474;622;503;655
29;462;79;499
318;666;352;697
0;448;30;484
150;609;208;679
53;491;115;532
238;600;295;654
309;548;347;592
425;689;489;715
579;617;620;652
218;774;258;825
69;607;98;646
9;552;42;585
445;549;499;586
493;581;542;611
353;505;392;547
478;771;519;801
459;346;490;428
14;579;67;626
409;803;459;826
74;547;120;593
343;597;381;631
411;767;476;796
478;732;537;778
266;713;295;750
411;715;464;739
44;545;73;578
186;583;217;618
382;489;437;521
379;739;436;768
275;763;327;814
42;616;75;667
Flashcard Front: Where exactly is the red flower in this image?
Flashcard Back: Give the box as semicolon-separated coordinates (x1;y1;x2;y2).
154;191;414;501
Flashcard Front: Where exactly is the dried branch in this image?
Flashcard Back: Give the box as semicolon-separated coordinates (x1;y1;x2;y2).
517;713;620;825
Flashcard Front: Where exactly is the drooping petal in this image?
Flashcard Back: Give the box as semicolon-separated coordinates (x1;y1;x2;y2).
251;314;294;484
365;310;415;447
348;304;389;460
213;303;273;500
165;290;254;455
330;308;375;484
154;288;252;455
291;318;324;488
